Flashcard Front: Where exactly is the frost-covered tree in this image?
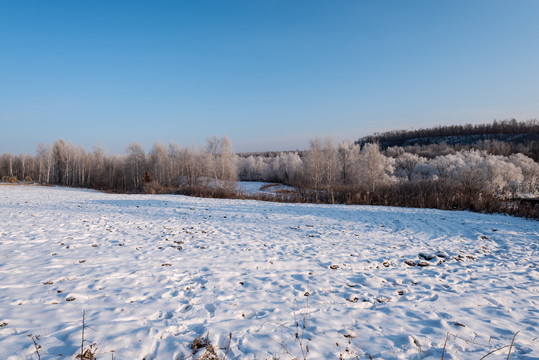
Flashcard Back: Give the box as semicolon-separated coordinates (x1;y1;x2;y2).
89;144;107;188
167;142;183;187
302;138;339;201
149;142;169;186
36;143;52;183
411;163;438;181
52;139;68;185
277;152;303;184
481;155;523;196
338;139;359;185
206;135;237;191
509;153;539;194
126;142;146;190
218;136;238;191
320;138;339;202
395;153;425;181
358;143;394;192
303;138;323;193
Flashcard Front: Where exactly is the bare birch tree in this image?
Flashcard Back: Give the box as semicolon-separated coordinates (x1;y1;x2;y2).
126;142;146;191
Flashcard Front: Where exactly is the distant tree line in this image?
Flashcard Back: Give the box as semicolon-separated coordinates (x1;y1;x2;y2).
357;119;539;160
0;136;237;196
1;120;538;218
237;139;538;217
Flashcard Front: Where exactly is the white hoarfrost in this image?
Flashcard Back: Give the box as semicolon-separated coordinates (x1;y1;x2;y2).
0;185;537;359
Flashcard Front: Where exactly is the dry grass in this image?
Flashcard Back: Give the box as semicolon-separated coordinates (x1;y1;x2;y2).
17;303;522;359
74;310;97;360
21;326;523;360
177;332;231;360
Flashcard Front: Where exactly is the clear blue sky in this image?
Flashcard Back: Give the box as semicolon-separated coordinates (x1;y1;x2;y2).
1;0;538;154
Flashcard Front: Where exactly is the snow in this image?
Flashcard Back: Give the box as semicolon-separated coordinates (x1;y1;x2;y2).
0;185;537;359
236;181;295;196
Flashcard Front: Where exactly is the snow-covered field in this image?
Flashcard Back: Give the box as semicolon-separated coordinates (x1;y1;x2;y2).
236;181;295;196
0;185;537;359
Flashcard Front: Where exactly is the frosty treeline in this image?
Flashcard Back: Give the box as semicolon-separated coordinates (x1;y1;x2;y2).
0;136;237;196
239;139;537;211
1;134;538;217
358;118;539;159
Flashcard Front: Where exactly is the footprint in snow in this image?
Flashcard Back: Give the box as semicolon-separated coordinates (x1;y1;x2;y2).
160;311;173;320
205;303;216;316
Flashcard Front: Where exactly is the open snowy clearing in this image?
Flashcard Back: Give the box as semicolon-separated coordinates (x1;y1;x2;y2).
236;181;295;196
0;186;537;359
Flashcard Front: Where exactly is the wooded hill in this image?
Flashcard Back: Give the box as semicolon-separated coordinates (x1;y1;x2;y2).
357;119;539;160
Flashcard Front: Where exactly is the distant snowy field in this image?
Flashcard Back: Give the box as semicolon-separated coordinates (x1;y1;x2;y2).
0;185;537;359
236;181;295;196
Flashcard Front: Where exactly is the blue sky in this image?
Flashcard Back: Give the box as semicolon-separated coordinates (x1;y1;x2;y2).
1;1;538;154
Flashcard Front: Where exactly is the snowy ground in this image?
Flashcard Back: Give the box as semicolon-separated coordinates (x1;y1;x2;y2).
236;181;295;196
0;185;537;360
